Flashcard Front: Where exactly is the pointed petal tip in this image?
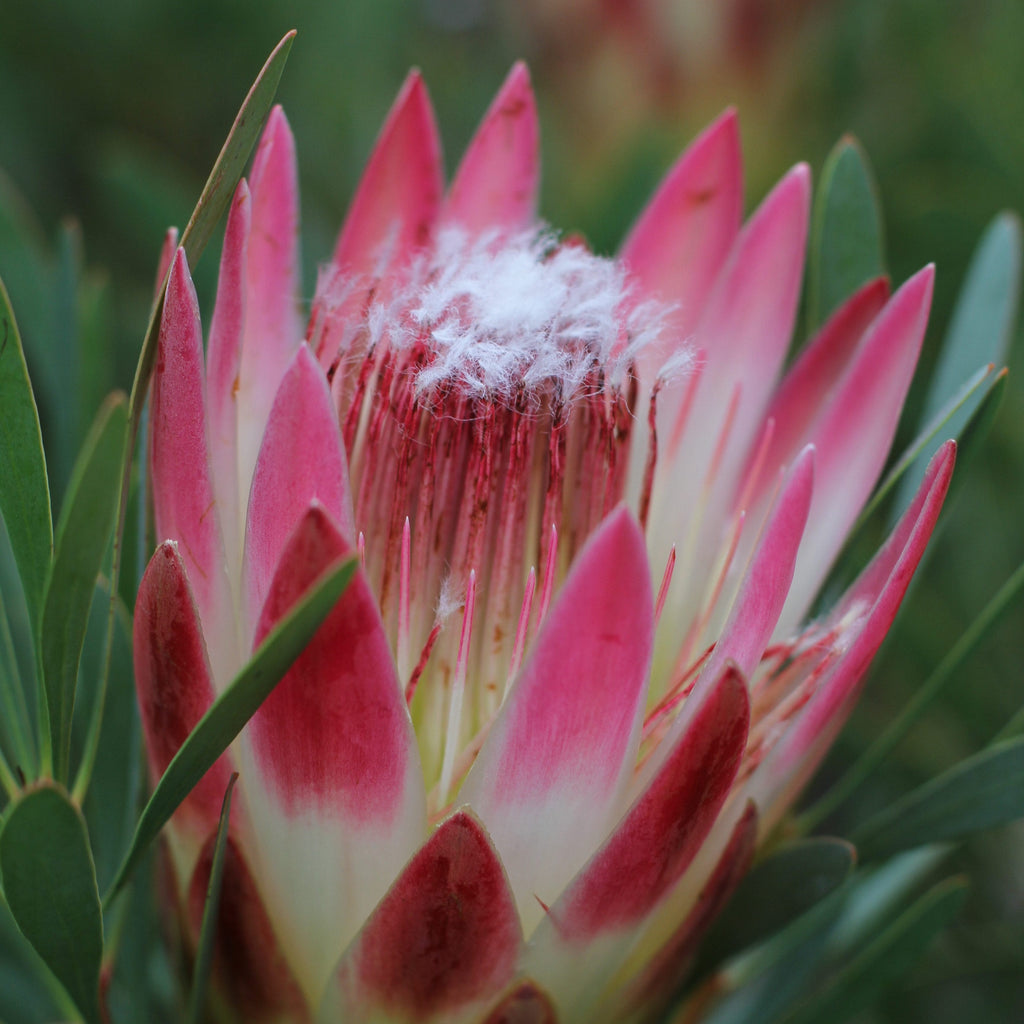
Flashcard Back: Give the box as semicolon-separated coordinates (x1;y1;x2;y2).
163;245;198;323
931;437;957;482
169;243;190;278
445;60;540;232
791;161;812;187
265;103;291;137
602;502;646;543
390;67;433;125
329;65;442;275
908;262;936;301
549;660;749;940
400;66;427;95
329;809;520;1020
705;105;740;142
503;59;534;95
793;441;816;474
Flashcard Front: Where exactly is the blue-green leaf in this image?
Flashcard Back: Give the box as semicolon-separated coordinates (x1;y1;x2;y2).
894;212;1021;513
0;277;52;631
776;877;967;1024
807;137;886;334
696;838;855;975
854;736;1024;862
0;784;103;1024
74;581;140;893
40;394;127;782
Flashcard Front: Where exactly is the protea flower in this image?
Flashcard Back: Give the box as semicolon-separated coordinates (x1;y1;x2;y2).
134;63;954;1023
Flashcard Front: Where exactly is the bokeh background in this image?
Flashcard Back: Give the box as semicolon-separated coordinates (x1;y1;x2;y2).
0;0;1022;1020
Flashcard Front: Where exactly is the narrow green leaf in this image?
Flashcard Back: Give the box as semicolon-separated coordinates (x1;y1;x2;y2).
695;839;855;975
943;368;1007;510
854;362;993;534
807;137;885;333
0;897;67;1024
0;582;34;790
74;581;140;893
0;277;52;630
800;551;1024;831
105;555;356;903
705;849;948;1024
702;886;849;1024
127;30;296;422
49;222;83;500
854;737;1024;862
0;784;103;1024
187;773;238;1024
39;395;127;783
894;212;1021;513
776;877;967;1024
826;845;950;953
87;29;297;802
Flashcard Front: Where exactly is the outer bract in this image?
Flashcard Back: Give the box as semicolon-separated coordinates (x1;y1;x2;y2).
135;64;954;1023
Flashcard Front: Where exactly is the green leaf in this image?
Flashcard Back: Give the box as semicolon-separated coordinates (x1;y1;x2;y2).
826;845;950;952
0;276;52;630
943;367;1007;510
776;877;967;1024
854;736;1024;862
74;582;140;893
0;898;66;1024
0;784;103;1024
695;839;855;975
39;394;127;783
812;364;1003;626
807;137;885;334
83;30;297;804
702;886;849;1024
695;849;951;1024
800;550;1024;831
127;30;296;423
0;547;35;788
894;212;1021;513
187;773;238;1024
105;555;357;903
855;363;994;531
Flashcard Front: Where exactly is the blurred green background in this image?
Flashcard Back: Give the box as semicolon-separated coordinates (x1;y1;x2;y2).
0;0;1022;1020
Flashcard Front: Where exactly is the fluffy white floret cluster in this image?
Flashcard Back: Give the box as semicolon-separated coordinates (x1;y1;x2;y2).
365;228;676;401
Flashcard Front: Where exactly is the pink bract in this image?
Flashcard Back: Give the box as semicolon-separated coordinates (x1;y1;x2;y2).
135;64;954;1023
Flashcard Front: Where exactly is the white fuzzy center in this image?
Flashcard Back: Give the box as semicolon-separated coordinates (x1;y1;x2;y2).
366;228;672;400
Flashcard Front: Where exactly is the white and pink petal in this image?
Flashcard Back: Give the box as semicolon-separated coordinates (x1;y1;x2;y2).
321;811;521;1024
243;344;354;630
646;166;811;643
775;267;935;635
149;248;233;682
187;834;311;1023
133;543;235;853
523;666;749;1019
443;62;540;234
750;441;955;831
620;108;743;381
459;508;654;933
235;505;425;1004
236;106;303;511
313;72;444;376
206;179;251;568
331;70;443;277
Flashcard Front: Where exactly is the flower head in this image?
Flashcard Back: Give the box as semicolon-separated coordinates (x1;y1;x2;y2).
135;64;953;1022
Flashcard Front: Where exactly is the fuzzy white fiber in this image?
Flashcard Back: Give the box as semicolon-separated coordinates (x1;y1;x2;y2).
364;228;677;402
